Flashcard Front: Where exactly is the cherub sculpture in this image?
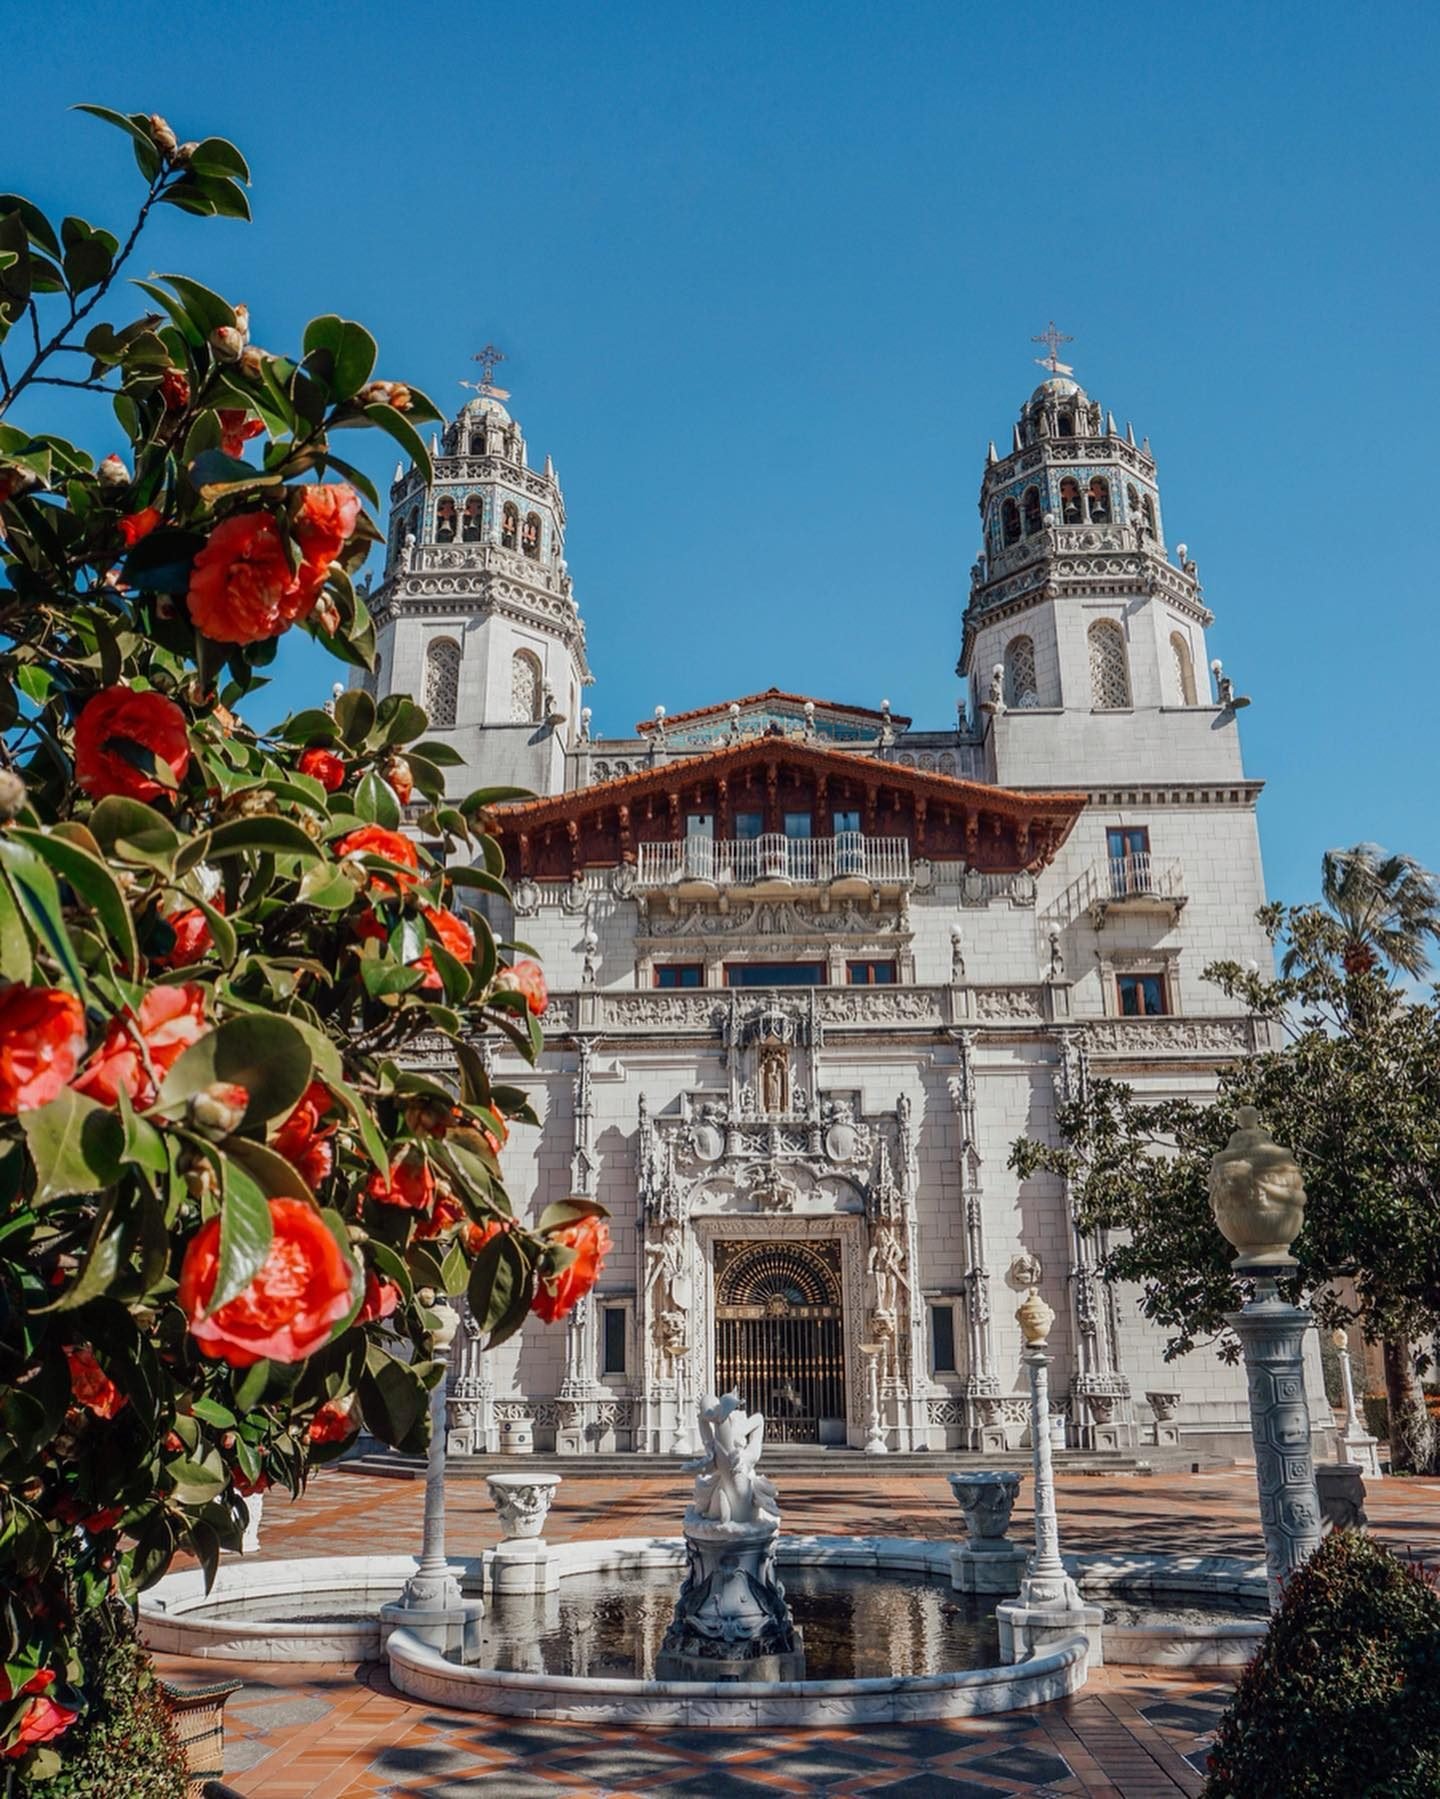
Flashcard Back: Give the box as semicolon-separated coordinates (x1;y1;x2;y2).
686;1391;779;1527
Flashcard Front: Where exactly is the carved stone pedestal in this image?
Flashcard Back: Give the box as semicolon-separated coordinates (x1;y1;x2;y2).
656;1516;805;1683
486;1473;562;1595
948;1471;1027;1597
1145;1391;1182;1449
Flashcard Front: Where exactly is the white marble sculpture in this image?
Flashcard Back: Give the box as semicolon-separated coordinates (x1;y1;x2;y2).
687;1392;779;1527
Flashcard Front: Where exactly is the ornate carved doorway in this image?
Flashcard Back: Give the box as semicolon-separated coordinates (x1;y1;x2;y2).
713;1240;846;1444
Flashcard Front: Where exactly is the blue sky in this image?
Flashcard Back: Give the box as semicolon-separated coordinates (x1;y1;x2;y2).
8;0;1438;913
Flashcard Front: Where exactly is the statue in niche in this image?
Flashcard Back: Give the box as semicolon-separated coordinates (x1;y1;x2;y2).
950;923;967;983
1047;927;1065;980
738;1081;757;1118
867;1217;909;1320
645;1218;692;1379
759;1043;789;1116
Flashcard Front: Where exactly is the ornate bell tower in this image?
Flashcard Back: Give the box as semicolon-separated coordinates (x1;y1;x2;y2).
960;334;1241;792
366;349;591;798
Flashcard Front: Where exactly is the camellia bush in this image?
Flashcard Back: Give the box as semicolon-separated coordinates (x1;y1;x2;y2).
0;106;609;1779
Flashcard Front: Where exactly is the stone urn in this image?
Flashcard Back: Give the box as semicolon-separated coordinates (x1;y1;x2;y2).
1208;1107;1308;1268
1015;1290;1055;1346
1146;1391;1181;1423
486;1472;560;1541
948;1470;1021;1543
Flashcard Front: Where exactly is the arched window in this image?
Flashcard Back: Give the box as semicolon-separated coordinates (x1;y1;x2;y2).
1022;487;1042;536
522;512;541;560
1143;494;1157;540
407;506;420;544
1004;634;1039;708
435;496;457;543
469;431;486;455
462;495;484;542
423;637;461;729
1170;632;1197;706
1088;619;1131;709
1057;412;1075;437
1059;477;1083;524
1087;477;1111;524
510;648;543;723
501;502;519;550
1001;498;1021;546
1126;484;1141;532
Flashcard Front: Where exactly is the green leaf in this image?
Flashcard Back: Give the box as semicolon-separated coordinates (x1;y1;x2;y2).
354;770;401;829
360;953;424;999
297;861;362;911
460;786;536;810
43;1190;129;1312
184;137;251;182
0;192;61;259
191;1396;237;1428
155;1014;314;1130
168;1458;228;1507
88;795;181;857
0;840;87;996
0;871;33;982
360;1344;432;1452
377;695;428;745
9;826;140;974
157;273;236;339
232;1361;270;1412
333;688;375;748
279;708;340;745
188;448;282;503
364;402;431;482
209;1156;274;1313
301;315;378;401
536;1197;610;1234
468;1228;529;1335
21;1088;125;1201
410;740;466;768
330;1078;389;1181
446;864;510;900
206;817;323;861
225;1136;319;1210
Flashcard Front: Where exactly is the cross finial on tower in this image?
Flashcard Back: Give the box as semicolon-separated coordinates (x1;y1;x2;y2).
459;342;511;399
1031;320;1075;377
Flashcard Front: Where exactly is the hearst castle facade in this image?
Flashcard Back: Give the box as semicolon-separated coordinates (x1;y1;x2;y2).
361;359;1326;1461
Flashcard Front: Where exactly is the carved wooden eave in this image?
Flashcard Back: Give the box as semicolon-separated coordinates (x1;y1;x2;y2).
634;686;912;737
493;740;1086;881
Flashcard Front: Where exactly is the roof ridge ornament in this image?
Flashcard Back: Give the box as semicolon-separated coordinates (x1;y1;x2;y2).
1031;320;1075;377
459;341;511;401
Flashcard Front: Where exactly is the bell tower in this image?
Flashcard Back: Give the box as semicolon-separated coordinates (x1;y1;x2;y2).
960;341;1240;790
366;350;591;798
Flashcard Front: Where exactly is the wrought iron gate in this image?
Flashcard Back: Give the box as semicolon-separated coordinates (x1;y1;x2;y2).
713;1240;846;1444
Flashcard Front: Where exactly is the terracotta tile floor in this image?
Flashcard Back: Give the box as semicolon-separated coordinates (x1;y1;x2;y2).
157;1464;1439;1796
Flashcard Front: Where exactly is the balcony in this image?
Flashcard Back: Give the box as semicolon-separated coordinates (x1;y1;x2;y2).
636;832;911;900
1082;852;1188;928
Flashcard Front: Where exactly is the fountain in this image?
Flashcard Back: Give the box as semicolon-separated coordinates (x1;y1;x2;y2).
655;1392;805;1682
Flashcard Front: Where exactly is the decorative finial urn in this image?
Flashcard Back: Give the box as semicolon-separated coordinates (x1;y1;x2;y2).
1016;1289;1055;1346
1208;1106;1308;1268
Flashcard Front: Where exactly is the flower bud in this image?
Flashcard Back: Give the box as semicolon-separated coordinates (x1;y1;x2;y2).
384;756;413;804
148;115;178;157
187;1081;249;1139
357;380;413;413
239;345;267;379
233;304;250;344
0;769;26;822
160;368;191;412
416;1287;436;1308
97;453;130;488
210;326;244;363
172;142;199;167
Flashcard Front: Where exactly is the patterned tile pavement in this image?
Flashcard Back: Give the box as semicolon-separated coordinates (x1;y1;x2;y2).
156;1464;1440;1797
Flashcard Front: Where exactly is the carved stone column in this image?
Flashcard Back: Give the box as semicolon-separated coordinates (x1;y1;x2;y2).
447;1303;496;1454
556;1292;603;1454
1054;1030;1134;1449
948;1034;1002;1451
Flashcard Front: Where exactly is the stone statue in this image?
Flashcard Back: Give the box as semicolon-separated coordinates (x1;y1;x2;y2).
686;1392;779;1527
867;1217;908;1319
1047;927;1065;980
759;1043;788;1115
645;1219;691;1378
950;923;966;983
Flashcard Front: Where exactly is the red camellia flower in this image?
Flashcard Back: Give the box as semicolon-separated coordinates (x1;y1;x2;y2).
217;408;265;457
0;984;86;1114
463;1215;507;1256
117;505;162;547
417;906;475;991
179;1196;357;1367
357;1271;401;1322
2;1693;77;1758
292;483;360;571
495;958;548;1017
160;368;190;411
365;1149;434;1213
75;982;207;1110
232;1469;271;1499
272;1080;337;1189
73;684;191;803
531;1214;611;1324
413;1190;464;1241
307;1395;358;1445
185;511;318;645
298;745;346;791
336;825;420;895
63;1344;127;1420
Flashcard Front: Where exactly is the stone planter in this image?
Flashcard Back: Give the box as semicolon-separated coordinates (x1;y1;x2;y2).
948;1470;1027;1596
499;1416;534;1454
486;1472;561;1594
1145;1391;1182;1448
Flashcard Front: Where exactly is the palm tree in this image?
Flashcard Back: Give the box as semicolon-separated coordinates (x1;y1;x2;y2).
1284;843;1440;980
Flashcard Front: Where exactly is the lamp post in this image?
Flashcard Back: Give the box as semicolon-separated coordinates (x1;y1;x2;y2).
860;1342;888;1454
379;1300;486;1658
1210;1107;1324;1609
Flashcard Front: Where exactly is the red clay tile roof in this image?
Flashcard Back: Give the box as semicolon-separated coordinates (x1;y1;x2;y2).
636;687;912;735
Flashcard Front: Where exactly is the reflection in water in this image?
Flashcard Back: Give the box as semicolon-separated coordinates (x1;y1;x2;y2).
480;1567;1003;1680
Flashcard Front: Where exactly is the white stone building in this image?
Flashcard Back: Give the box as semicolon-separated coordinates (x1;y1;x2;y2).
365;360;1326;1460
